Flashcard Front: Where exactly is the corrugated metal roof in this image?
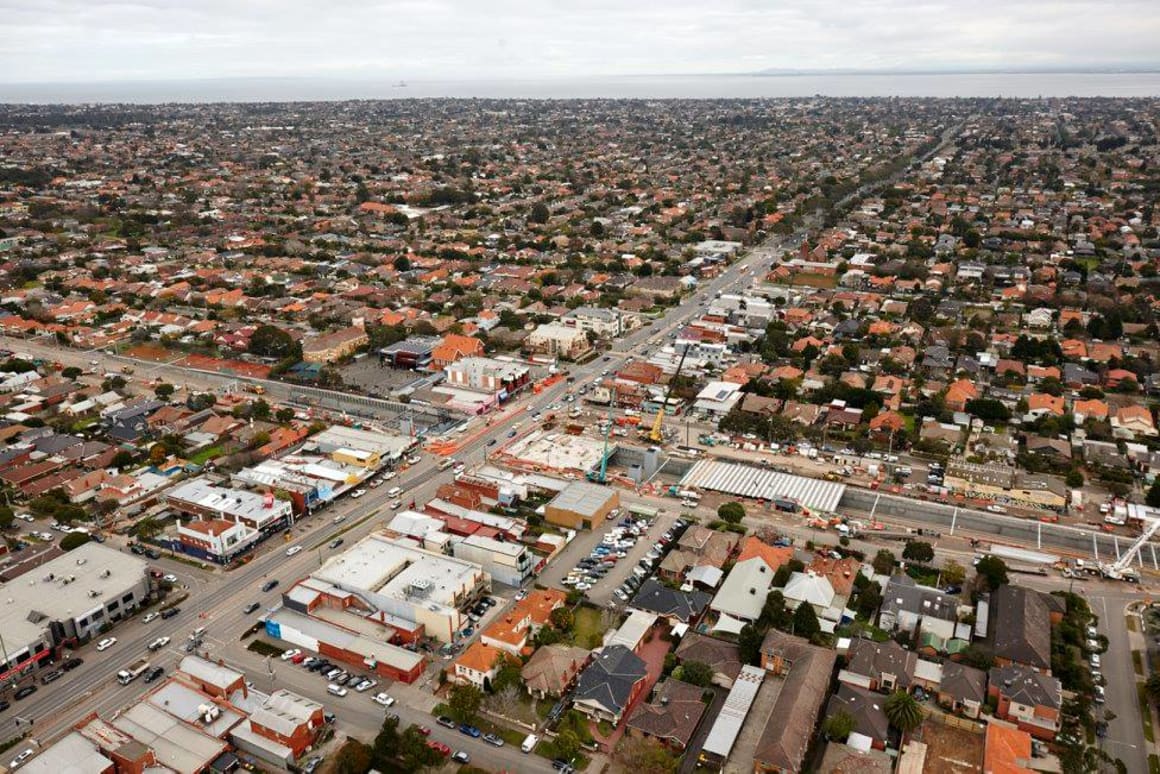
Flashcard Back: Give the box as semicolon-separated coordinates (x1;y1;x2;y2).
701;665;766;759
679;460;845;513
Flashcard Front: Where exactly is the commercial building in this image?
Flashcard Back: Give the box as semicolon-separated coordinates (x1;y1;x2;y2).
444;356;531;399
302;425;415;468
301;325;369;364
165;478;293;534
561;306;627;338
450;533;533;588
543;481;620;530
177;518;260;564
0;542;150;682
524;322;592;360
380;335;439;369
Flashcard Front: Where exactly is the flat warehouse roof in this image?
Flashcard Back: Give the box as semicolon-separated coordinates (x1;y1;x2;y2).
679;459;845;513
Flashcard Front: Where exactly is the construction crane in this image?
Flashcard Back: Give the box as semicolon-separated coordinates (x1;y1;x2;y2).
587;402;615;484
1100;516;1160;582
649;344;690;443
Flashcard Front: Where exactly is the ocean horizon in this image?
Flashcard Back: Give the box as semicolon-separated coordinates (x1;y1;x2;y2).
2;71;1159;104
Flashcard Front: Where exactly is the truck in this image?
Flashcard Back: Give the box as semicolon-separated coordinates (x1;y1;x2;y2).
117;658;150;685
985;544;1060;566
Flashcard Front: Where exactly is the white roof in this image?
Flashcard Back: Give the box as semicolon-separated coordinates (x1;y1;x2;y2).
20;731;112;774
710;557;774;621
178;655;243;690
112;702;227;774
783;572;836;608
701;665;765;759
607;609;658;650
679;459;846;513
687;565;724;588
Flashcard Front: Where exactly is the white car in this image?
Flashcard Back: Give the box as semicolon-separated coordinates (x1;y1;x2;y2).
354;678;377;692
574;582;592;591
373;692;396;706
280;649;301;661
142;612;159;623
350;489;367;499
147;636;170;651
163;574;178;583
286;546;303;556
9;750;33;769
96;637;117;651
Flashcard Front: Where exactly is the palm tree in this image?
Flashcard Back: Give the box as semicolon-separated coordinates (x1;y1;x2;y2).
884;691;923;733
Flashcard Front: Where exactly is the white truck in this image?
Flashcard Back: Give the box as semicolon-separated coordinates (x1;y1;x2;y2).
117;658;150;685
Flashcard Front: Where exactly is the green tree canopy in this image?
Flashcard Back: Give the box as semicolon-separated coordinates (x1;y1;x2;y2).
884;691;923;732
447;683;483;724
871;549;896;575
679;660;714;687
974;556;1009;592
792;601;821;640
248;324;298;359
717;502;746;524
61;532;92;551
822;709;855;741
738;623;764;666
902;541;935;563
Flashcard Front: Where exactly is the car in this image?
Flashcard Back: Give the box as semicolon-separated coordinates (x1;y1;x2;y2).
302;758;322;774
40;669;62;685
307;660;326;672
286;546;303;556
243;602;261;614
614;589;629;601
96;637;117;651
436;715;457;729
1094;685;1106;704
1086;625;1099;638
143;666;165;683
332;674;351;686
552;759;575;772
507;430;517;438
326;684;348;697
389;499;403;509
413;725;431;736
354;678;377;692
280;649;301;661
163;574;178;583
13;686;36;700
0;700;8;712
262;579;280;592
458;723;481;738
373;692;396;706
351;488;367;499
486;439;497;446
148;636;171;651
160;607;180;619
515;589;528;601
1091;654;1102;668
144;549;161;560
61;657;83;672
329;538;344;549
291;653;308;664
9;750;33;769
452;751;471;764
1086;639;1101;651
575;582;592;591
129;544;146;555
427;741;451;757
333;513;346;523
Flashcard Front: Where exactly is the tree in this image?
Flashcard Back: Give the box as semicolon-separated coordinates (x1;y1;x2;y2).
942;559;966;586
555;729;581;762
823;709;855;741
738;623;764;666
884;691;923;733
529;202;550;224
248;324;297;359
61;532;92;551
871;549;896;575
370;714;400;768
333;739;372;774
550;606;575;632
1065;470;1085;488
394;255;411;272
717;501;746;524
680;660;714;687
902;541;934;563
154;383;175;401
974;555;1009;592
275;407;295;424
111;450;136;470
792;601;821;639
398;725;443;770
448;683;483;724
251;398;271;421
1146;478;1160;508
760;589;791;630
0;504;12;530
61;366;82;379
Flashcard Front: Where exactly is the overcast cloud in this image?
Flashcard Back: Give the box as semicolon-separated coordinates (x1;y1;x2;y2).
1;0;1158;83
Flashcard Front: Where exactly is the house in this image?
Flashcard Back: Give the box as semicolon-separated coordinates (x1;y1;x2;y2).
710;539;793;627
572;644;649;725
629;578;712;624
451;641;509;689
674;633;743;688
625;679;707;751
990;585;1062;672
754;629;838;773
937;661;987;719
1112;404;1158;437
878;575;958;633
782;571;837;619
984;722;1036;774
988;664;1062;739
431;333;485;368
520;644;590;700
825;684;890;750
839;639;916;693
815;743;894;774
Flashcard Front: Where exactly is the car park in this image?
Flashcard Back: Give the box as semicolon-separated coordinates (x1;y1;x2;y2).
96;638;117;651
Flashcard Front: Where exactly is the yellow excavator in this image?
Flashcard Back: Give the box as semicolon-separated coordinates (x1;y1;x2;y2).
648;344;690;443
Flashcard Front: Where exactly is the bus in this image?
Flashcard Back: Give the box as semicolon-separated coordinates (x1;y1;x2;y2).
627;504;659;520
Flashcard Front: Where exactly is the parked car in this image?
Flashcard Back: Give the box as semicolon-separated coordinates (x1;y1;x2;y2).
436;715;457;729
13;686;36;700
354;678;377;692
280;649;301;661
142;612;159;624
351;489;367;499
40;670;62;685
61;657;83;672
459;723;481;738
9;750;33;770
427;741;451;756
160;607;180;619
326;684;348;697
452;751;471;764
483;733;504;747
373;692;396;707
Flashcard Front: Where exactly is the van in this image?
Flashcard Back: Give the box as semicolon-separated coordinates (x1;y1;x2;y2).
521;734;539;753
189;626;207;641
326;684;348;697
386;486;403;498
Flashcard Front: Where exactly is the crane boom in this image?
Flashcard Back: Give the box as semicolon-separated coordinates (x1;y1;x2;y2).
1107;516;1160;576
649;344;690;443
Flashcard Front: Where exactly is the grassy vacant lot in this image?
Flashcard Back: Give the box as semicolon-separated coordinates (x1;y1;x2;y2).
571;606;609;649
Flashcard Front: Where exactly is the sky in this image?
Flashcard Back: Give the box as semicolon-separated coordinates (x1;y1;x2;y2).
2;0;1159;83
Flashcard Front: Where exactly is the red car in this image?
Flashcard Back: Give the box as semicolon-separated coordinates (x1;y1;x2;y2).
427;741;451;756
412;725;431;736
290;653;307;664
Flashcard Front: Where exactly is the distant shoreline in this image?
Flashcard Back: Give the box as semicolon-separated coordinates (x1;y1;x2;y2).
2;71;1159;103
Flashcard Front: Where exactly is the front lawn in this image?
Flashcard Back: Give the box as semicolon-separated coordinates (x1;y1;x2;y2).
570;606;609;649
188;445;224;465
